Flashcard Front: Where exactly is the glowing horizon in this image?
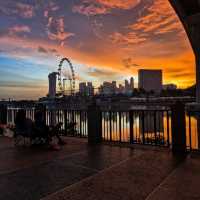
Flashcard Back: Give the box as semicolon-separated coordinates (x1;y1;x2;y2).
0;0;195;100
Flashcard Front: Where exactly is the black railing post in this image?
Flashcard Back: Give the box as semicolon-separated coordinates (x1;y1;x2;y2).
154;111;157;145
119;112;122;142
64;110;68;136
0;105;7;125
72;110;75;135
171;101;186;154
109;111;112;142
79;111;82;137
87;102;102;145
35;104;46;125
188;112;192;151
129;110;133;144
166;111;170;147
141;111;145;144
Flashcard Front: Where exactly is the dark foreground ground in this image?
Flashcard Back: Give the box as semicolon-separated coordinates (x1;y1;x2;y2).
0;136;200;200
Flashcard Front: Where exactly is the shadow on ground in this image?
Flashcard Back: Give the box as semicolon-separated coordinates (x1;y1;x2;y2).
0;136;199;200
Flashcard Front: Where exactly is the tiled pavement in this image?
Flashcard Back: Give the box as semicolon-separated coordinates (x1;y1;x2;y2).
0;136;200;200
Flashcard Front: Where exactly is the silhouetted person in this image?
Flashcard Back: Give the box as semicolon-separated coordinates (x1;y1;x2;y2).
15;109;33;137
34;110;66;146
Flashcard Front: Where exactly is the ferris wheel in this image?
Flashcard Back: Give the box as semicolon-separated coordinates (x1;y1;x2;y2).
57;58;75;95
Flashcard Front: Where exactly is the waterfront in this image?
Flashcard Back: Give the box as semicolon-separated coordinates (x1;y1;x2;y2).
5;105;200;151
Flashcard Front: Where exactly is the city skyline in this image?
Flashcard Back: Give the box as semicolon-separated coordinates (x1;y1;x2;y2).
0;0;195;100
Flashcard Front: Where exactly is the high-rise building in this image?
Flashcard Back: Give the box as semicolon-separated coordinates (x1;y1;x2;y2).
118;84;125;94
48;72;58;98
99;81;116;95
112;81;117;89
130;77;134;90
138;69;162;93
124;78;134;95
125;80;129;90
79;82;87;96
87;82;94;96
79;82;94;96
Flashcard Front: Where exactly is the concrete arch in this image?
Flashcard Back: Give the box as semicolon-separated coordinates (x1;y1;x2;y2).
169;0;200;103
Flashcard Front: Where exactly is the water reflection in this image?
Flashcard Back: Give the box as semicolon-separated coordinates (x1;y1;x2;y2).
6;107;200;150
102;111;168;146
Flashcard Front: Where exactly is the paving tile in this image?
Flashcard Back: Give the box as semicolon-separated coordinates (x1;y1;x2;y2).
0;160;96;200
57;145;141;171
147;156;200;200
0;137;88;174
43;150;182;200
1;136;197;200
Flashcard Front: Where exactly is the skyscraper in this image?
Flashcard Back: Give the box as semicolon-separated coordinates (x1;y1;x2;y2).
130;77;134;90
87;82;94;96
79;82;94;96
138;69;162;93
125;79;129;90
79;82;87;96
48;72;58;98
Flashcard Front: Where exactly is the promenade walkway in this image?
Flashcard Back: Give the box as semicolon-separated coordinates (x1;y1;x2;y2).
0;136;199;200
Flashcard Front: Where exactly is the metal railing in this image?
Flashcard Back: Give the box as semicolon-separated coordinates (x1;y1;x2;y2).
101;109;171;147
186;111;200;151
4;104;200;151
6;107;88;138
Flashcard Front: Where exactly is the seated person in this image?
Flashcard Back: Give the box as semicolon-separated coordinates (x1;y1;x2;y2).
15;109;33;137
65;119;77;134
34;110;66;146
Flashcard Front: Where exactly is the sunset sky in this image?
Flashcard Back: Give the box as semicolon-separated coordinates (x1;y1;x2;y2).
0;0;195;100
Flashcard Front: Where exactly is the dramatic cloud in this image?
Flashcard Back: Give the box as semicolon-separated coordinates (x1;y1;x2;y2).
46;17;74;43
0;0;196;99
96;0;141;9
122;58;140;69
128;0;183;36
0;2;35;18
8;25;31;35
38;46;48;54
72;4;107;16
110;32;147;46
43;2;60;18
16;3;35;18
87;67;123;81
73;0;141;16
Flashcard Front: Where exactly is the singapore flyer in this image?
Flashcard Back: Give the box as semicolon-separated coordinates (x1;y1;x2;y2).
57;58;75;96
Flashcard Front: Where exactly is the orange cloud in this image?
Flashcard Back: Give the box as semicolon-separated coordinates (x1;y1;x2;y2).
0;29;195;89
72;4;107;16
0;0;196;90
110;32;147;45
72;0;141;16
96;0;141;10
128;0;183;36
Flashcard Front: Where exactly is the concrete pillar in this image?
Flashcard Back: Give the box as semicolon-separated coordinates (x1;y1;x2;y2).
188;19;200;103
171;101;186;153
87;103;102;144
